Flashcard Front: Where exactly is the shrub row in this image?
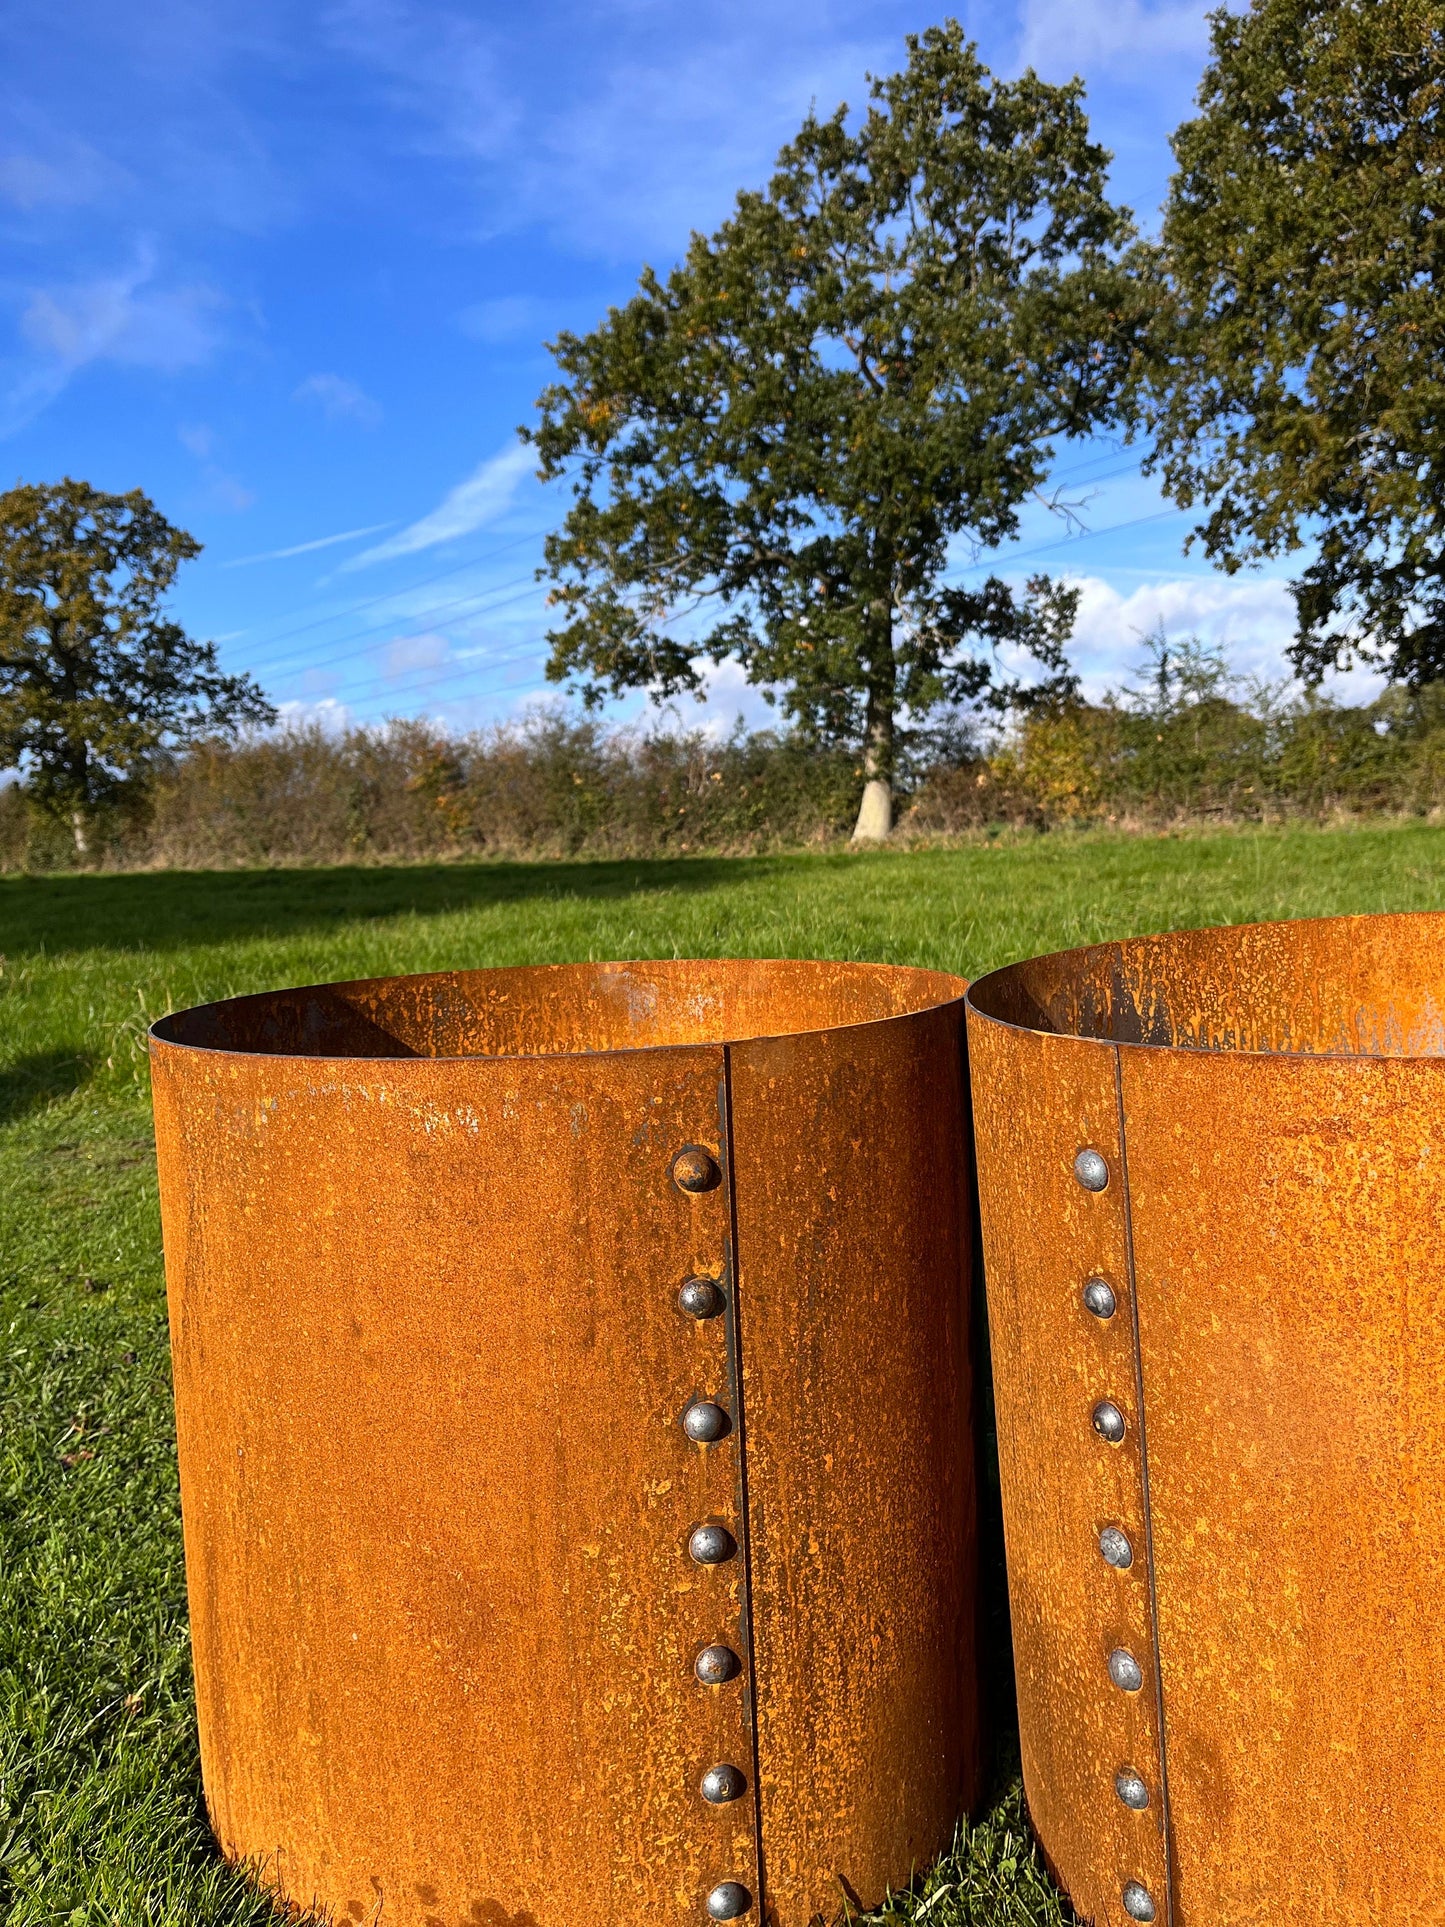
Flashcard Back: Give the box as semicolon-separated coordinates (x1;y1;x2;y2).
0;716;861;869
5;684;1445;871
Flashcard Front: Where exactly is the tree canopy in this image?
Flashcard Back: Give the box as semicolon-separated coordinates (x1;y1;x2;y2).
527;21;1144;836
1147;0;1445;686
0;479;274;851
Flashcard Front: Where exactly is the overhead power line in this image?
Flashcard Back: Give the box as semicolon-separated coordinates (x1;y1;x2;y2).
220;524;549;669
245;574;544;686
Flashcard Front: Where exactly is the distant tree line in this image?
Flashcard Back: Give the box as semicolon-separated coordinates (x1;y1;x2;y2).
2;0;1441;854
8;668;1445;872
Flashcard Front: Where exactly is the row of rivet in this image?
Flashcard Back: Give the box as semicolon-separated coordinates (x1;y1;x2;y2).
672;1146;754;1924
1074;1147;1158;1927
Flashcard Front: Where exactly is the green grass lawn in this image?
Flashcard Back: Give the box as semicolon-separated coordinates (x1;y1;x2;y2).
5;820;1445;1925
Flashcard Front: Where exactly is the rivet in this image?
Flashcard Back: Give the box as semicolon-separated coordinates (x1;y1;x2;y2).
1074;1148;1109;1192
1092;1400;1126;1444
695;1644;741;1685
683;1401;730;1444
689;1523;737;1565
1108;1648;1144;1692
1122;1881;1156;1922
1082;1278;1117;1319
1116;1769;1150;1810
672;1146;722;1194
680;1276;726;1320
706;1882;753;1920
1099;1526;1134;1569
700;1763;747;1804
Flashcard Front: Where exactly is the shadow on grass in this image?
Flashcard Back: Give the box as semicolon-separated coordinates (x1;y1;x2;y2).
0;854;814;958
0;1048;96;1123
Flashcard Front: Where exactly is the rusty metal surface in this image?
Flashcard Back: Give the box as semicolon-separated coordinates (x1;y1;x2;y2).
730;1001;980;1924
150;958;976;1927
966;910;1445;1927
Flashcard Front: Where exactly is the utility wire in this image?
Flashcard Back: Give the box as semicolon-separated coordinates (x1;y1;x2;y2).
945;505;1186;579
229;453;1145;682
290;504;1187;714
231;453;1140;668
220;524;549;667
295;642;554;717
258;469;1152;690
245;465;1170;715
246;574;544;686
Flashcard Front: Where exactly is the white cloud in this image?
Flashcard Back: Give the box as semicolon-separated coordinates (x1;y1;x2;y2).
20;251;224;372
1018;0;1209;77
294;371;383;426
275;696;353;735
3;246;228;435
0;138;126;210
322;0;517;163
457;295;546;344
224;522;396;567
345;442;535;568
384;630;451;676
324;0;898;260
177;419;254;513
206;472;257;513
520;30;899;258
1060;572;1387;704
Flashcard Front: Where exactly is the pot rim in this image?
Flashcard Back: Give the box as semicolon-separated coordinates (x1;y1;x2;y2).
149;954;969;1067
965;907;1445;1062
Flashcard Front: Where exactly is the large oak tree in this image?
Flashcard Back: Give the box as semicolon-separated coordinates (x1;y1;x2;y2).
527;22;1144;838
0;479;274;853
1146;0;1445;686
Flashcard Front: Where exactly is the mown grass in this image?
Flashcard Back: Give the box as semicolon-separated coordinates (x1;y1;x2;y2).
4;820;1445;1924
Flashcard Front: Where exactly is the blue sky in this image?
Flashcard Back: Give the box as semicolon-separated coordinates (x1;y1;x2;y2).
1;0;1352;737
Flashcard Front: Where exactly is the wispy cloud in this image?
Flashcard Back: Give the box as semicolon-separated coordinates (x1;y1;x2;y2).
457;295;547;344
294;371;383;426
1018;0;1209;77
322;0;519;165
224;522;397;567
20;249;225;371
2;245;227;437
324;0;898;259
176;419;254;513
384;630;451;676
0;136;127;211
345;442;534;568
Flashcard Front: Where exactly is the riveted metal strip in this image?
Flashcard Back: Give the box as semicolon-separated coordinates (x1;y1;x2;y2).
719;1054;768;1925
967;1014;1169;1927
669;1075;761;1926
1113;1048;1176;1927
729;998;978;1925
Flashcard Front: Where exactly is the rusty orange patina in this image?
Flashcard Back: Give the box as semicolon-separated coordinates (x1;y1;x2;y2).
966;911;1445;1927
149;959;980;1927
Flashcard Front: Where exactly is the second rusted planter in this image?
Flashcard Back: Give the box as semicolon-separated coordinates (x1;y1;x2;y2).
967;911;1445;1927
151;959;979;1927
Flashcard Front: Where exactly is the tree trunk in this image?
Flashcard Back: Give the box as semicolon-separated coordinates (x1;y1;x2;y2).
851;614;895;844
851;774;893;842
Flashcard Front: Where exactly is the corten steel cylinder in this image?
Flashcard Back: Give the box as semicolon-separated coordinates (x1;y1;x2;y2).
966;910;1445;1927
149;958;980;1927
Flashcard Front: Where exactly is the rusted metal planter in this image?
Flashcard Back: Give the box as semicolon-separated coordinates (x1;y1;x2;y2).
150;958;979;1927
966;911;1445;1927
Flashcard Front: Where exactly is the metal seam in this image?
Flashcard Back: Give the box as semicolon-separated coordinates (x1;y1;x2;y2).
720;1047;767;1918
1113;1044;1177;1927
